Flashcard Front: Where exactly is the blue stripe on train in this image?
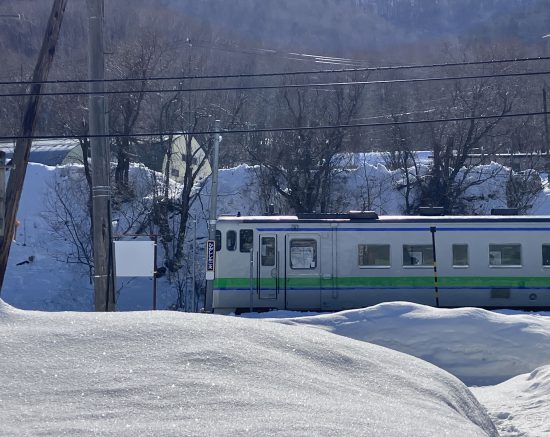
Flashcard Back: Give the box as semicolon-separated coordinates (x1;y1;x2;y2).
256;227;550;232
215;286;550;291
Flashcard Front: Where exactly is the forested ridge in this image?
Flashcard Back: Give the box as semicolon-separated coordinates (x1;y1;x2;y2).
0;0;548;219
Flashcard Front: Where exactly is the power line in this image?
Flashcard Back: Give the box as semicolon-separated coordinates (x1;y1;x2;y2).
1;110;548;141
1;55;550;87
1;69;549;98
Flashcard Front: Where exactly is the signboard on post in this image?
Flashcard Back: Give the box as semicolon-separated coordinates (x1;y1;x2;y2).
114;240;155;277
206;239;216;280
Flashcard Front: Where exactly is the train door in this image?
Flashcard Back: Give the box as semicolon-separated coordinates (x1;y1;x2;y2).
257;234;279;300
285;234;322;310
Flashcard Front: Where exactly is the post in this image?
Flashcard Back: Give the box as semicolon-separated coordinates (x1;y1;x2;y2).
543;87;549;154
153;235;157;310
87;0;115;311
0;0;68;293
249;251;254;313
192;217;196;312
430;226;440;308
204;120;221;312
0;152;5;238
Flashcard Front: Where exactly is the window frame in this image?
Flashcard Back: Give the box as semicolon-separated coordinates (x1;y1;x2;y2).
239;229;254;253
357;244;391;268
226;230;237;252
260;236;276;267
543;244;550;267
289;238;318;270
402;244;433;268
452;244;469;268
488;243;522;268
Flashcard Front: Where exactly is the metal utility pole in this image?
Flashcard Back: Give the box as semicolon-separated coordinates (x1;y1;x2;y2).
0;0;68;293
204;120;221;312
87;0;115;311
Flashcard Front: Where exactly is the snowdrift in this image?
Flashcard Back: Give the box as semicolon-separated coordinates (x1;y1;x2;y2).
472;366;550;436
0;300;496;436
270;302;550;386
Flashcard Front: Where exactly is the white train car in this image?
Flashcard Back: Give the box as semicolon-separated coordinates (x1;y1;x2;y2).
212;212;550;314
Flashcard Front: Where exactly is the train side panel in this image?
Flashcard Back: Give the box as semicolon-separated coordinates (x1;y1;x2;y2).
213;216;550;313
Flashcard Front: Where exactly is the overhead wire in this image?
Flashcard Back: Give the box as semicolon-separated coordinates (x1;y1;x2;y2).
0;69;549;98
1;110;549;142
0;55;549;87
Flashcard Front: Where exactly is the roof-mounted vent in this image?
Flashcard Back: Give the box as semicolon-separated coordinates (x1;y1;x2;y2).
348;211;379;220
419;207;445;216
297;213;349;220
491;208;519;216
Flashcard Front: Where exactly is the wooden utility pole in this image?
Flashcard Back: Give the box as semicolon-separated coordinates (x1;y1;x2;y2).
0;0;68;293
87;0;115;311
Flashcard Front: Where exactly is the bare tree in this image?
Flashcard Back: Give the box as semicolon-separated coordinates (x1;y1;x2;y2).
44;168;94;279
249;76;366;213
108;31;166;191
151;48;248;274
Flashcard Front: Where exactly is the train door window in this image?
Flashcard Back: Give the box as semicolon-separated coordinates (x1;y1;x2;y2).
402;244;433;266
358;244;390;267
261;237;276;266
227;230;237;252
240;229;253;253
215;230;222;251
489;244;521;266
543;244;550;266
290;239;317;270
452;244;469;267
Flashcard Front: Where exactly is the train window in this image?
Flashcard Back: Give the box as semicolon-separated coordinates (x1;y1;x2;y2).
543;245;550;266
402;245;433;266
290;239;317;270
227;230;237;252
489;244;521;266
215;230;222;251
452;244;469;267
358;244;390;267
261;237;276;266
240;229;253;253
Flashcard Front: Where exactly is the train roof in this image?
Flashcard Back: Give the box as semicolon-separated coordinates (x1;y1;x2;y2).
217;213;550;224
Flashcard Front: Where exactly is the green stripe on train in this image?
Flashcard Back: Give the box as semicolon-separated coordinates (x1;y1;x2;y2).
214;276;550;289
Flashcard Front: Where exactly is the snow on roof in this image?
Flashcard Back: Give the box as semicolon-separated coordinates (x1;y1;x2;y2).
0;300;496;436
0;139;79;153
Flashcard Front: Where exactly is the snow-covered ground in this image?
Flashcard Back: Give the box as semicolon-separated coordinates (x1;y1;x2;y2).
0;300;498;436
3;158;550;435
3;300;550;435
252;304;550;436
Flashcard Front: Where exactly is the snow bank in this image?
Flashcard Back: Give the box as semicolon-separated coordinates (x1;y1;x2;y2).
2;164;93;310
269;302;550;386
472;366;550;437
0;300;496;436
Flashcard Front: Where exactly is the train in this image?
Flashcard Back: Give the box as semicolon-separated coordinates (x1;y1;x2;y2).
212;211;550;314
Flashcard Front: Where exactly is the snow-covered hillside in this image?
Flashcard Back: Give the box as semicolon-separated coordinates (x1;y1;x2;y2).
3;159;550;313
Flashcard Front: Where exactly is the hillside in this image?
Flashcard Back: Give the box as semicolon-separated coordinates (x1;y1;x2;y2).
160;0;549;55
